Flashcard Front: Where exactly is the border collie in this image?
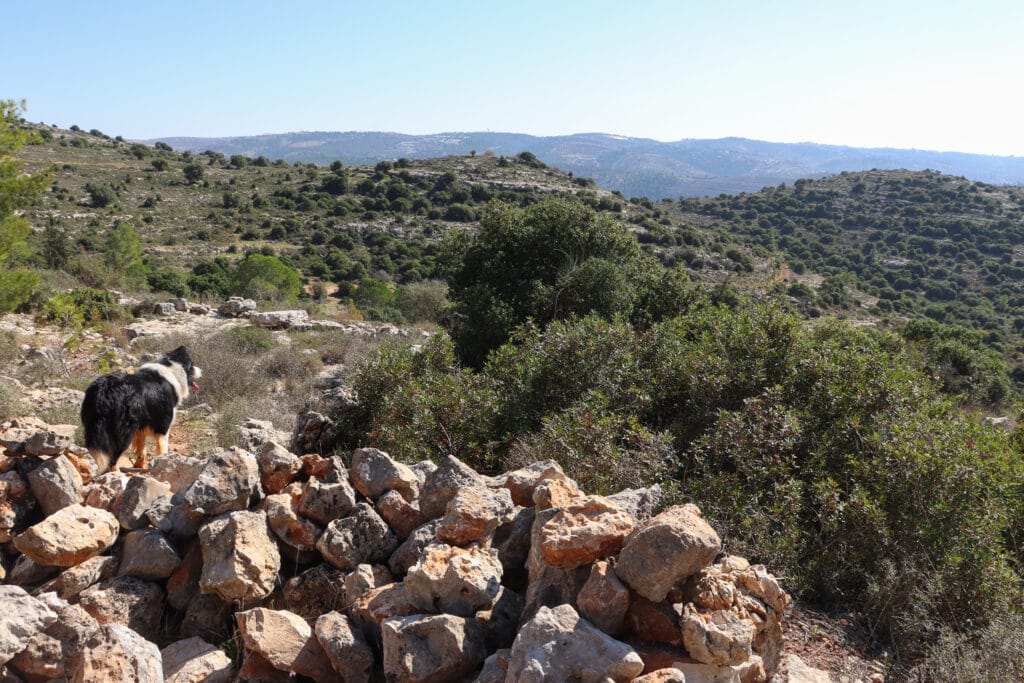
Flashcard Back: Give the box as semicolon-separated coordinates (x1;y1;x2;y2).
81;346;201;472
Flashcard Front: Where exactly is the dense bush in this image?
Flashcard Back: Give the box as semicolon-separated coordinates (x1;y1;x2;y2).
342;301;1024;662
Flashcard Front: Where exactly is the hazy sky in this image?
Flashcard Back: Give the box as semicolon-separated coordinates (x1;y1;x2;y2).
7;0;1023;155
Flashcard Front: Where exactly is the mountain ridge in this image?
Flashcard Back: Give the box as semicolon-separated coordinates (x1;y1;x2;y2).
149;130;1024;199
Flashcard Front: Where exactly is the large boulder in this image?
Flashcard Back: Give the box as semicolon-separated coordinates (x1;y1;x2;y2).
249;309;310;329
181;447;261;516
69;624;163;683
0;586;58;666
149;454;205;493
405;542;503;617
436;486;513;547
389;519;442;577
314;611;374;683
299;477;357;525
10;594;97;680
198;510;281;603
419;455;486;520
381;613;486;683
118;528;182;580
235;608;335;683
217;296;257;317
316;502;397;570
538;495;635;570
27;454;83;515
255;441;303;494
506;604;643;682
349;447;419;501
615;504;721;602
115;475;172;530
680;604;755;667
13;504;118;566
577;559;630;635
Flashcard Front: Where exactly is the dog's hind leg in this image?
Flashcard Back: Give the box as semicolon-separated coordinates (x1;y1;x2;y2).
155;432;170;457
131;429;150;469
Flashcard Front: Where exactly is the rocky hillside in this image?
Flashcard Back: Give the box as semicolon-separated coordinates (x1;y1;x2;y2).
0;305;887;682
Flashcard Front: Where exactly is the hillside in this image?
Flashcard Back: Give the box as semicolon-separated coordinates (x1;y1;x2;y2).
150;130;1024;199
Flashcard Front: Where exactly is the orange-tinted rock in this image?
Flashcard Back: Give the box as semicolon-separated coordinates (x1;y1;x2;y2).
577;560;630;635
376;489;425;541
532;477;583;510
14;504;118;567
436;486;513;546
625;595;682;646
538;496;635;570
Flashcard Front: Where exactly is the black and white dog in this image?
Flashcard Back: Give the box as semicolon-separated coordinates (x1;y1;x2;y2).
81;346;201;472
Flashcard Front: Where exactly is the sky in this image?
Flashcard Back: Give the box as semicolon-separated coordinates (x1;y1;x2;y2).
6;0;1024;155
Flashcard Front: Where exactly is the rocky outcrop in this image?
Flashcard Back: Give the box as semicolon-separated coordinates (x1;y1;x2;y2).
0;417;790;681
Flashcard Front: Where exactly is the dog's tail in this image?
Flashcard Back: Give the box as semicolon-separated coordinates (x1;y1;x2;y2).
81;376;132;474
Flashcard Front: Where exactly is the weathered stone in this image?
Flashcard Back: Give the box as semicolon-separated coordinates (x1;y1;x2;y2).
349;447;419;501
255;441;302;494
506;604;643;682
39;555;117;600
0;419;75;456
249;309;310;329
681;604;754;667
538;495;635;569
146;493;205;538
182;447;261;516
381;613;486;683
162;637;235;683
149;454;204;493
290;410;343;456
13;504;118;566
475;585;523;651
0;586;58;666
27;454;83;515
167;542;203;610
314;611;374;683
11;594;97;680
476;648;511;683
501;460;569;506
316;502;397;570
198;510;281;603
376;488;425;540
115;475;172;530
409;459;437;485
263;492;323;559
494;505;535;572
405;542;503;617
436;486;514;546
419;455;486;520
78;576;165;642
608;483;663;522
154;301;177;316
279;563;349;620
218;296;257;317
350;583;416;642
577;559;630;635
616;504;722;602
118;528;182;579
240;420;293;453
522;506;591;622
784;654;831;683
299;477;357;525
0;470;32;543
389;519;442;576
633;669;687;683
236;608;335;683
532;476;584;510
180;593;234;644
626;595;682;645
69;624;163;683
82;470;128;511
344;563;394;606
6;554;60;586
237;649;292;681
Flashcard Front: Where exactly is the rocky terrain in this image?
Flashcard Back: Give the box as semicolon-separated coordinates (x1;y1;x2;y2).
0;306;886;682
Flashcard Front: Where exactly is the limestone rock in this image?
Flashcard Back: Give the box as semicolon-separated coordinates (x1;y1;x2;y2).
78;576;165;642
279;563;349;620
405;542;503;617
475;585;523;652
182;447;260;516
316;502;397;570
577;559;630;635
626;596;683;646
607;483;663;522
419;455;485;520
255;441;302;494
10;594;97;680
349;447;419;501
436;485;513;547
198;510;281;603
69;624;163;683
494;505;535;572
615;504;722;602
240;420;292;453
290;410;343;456
27;454;83;515
299;476;357;525
784;654;832;683
476;648;511;683
148;454;204;493
6;554;60;586
0;586;58;666
118;528;182;580
532;476;584;510
0;419;75;456
249;309;310;329
115;475;172;530
506;604;643;682
218;296;257;317
633;670;687;683
521;506;590;622
501;460;569;506
350;583;417;642
82;470;128;511
681;604;754;667
162;637;235;683
167;542;204;610
389;519;442;577
39;555;118;600
314;611;374;683
146;493;204;538
236;608;335;682
345;563;394;606
13;504;119;566
301;453;330;479
381;613;486;683
376;488;425;540
263;492;323;557
0;470;32;543
180;593;234;644
538;495;635;570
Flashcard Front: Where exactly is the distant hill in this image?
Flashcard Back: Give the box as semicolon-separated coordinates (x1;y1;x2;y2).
150;131;1024;199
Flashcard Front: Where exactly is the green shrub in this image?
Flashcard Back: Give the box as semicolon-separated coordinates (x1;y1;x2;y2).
231;254;301;301
147;268;190;297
